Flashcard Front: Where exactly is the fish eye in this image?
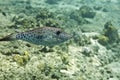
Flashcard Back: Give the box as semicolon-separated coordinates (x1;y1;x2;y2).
56;30;61;35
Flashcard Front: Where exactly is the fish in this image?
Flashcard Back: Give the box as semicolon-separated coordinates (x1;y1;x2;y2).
0;27;72;46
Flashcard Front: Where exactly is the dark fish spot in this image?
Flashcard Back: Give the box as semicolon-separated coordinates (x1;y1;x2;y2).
24;34;29;38
20;33;24;37
16;34;22;39
56;31;61;35
36;35;43;39
32;34;36;37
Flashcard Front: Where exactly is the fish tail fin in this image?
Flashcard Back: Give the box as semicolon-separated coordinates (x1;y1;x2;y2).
0;33;16;41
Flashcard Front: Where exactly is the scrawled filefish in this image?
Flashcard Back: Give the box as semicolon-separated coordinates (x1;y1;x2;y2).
0;27;72;46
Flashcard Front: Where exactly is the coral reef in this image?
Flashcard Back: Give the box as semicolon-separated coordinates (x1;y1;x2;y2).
11;14;36;29
35;8;60;27
96;22;119;47
103;21;119;43
41;18;60;27
45;0;61;4
0;0;120;80
98;35;109;45
79;6;96;18
13;51;30;66
70;5;96;25
36;8;54;20
70;11;89;25
9;8;61;29
97;21;119;46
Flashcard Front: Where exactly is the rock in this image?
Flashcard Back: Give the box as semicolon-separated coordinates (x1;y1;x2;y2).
81;47;92;56
79;6;96;18
104;21;119;43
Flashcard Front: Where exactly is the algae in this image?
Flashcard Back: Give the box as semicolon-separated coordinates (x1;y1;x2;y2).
13;51;30;66
98;35;109;45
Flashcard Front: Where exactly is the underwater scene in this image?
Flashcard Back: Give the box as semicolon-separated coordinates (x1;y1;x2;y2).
0;0;120;80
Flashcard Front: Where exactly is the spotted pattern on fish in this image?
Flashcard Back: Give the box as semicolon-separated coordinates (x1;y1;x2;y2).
0;27;71;46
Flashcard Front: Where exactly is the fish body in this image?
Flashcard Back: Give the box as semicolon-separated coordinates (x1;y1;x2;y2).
0;27;71;46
